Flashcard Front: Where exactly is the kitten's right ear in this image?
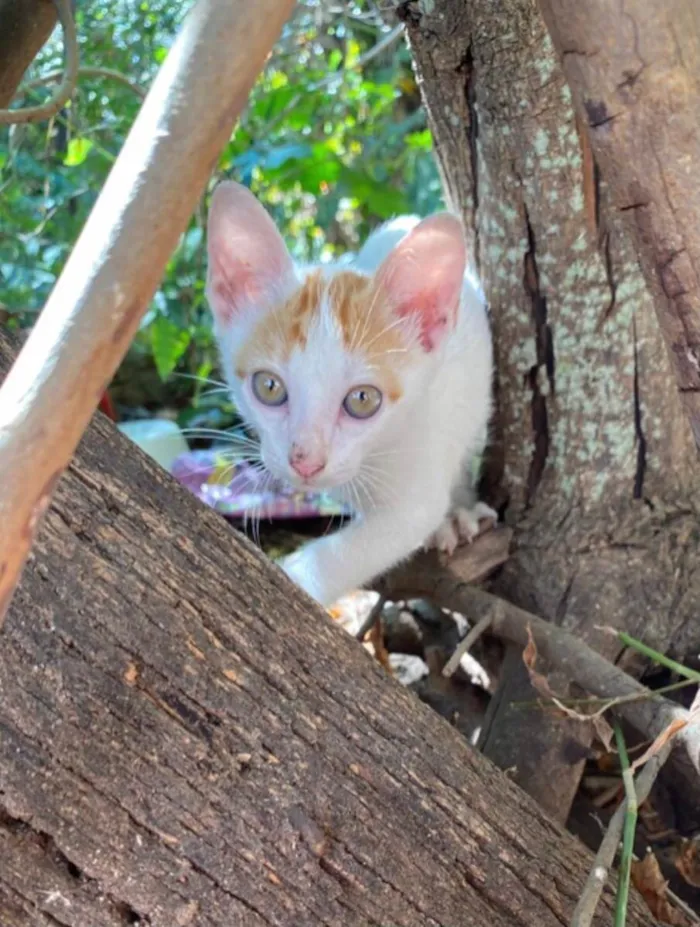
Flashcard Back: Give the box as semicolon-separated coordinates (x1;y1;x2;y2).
206;181;295;324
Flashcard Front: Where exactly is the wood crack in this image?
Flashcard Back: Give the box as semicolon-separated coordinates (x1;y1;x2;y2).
522;205;554;507
0;806;148;925
596;230;618;330
462;43;480;270
632;314;647;499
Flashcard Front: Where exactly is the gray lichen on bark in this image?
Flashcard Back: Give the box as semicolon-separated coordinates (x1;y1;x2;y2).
398;0;700;816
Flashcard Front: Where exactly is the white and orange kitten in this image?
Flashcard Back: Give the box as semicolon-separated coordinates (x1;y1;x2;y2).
206;181;495;607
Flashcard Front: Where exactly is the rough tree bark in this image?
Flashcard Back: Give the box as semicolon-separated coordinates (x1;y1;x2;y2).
539;0;700;445
0;0;57;108
398;0;700;821
0;332;654;926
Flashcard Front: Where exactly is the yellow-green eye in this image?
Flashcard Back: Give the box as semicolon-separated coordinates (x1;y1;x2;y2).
343;385;382;420
251;370;288;406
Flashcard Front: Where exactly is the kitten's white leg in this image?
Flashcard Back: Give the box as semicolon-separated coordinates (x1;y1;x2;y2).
427;454;497;556
279;498;449;607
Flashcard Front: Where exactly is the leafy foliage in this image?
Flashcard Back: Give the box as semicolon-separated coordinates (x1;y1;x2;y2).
0;0;441;426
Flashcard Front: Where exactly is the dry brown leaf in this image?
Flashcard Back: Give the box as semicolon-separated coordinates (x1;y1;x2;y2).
591;714;615;753
523;625;557;699
369;618;392;675
631;852;691;926
522;628;619;752
631;718;688;773
675;837;700;888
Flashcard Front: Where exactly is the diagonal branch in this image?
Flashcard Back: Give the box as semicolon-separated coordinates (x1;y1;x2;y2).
0;0;295;628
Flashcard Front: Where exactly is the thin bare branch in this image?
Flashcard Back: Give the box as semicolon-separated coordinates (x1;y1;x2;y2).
442;613;493;677
23;65;147;101
355;593;386;641
570;742;672;927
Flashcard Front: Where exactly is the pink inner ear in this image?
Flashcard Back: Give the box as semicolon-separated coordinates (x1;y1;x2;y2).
375;213;467;352
206;181;294;324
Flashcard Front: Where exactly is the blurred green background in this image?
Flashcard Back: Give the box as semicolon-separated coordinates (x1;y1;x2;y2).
0;0;441;433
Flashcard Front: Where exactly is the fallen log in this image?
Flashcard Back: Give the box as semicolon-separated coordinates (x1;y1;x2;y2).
0;331;653;926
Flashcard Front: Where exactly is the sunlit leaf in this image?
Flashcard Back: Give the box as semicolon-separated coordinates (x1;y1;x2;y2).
63;138;94;167
344;38;361;68
150;314;191;380
406;130;432;151
338;167;410;218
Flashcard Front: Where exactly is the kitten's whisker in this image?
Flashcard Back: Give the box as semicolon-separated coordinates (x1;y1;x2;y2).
367;347;409;360
365;447;403;460
352;283;384;351
171;372;229;390
354;472;378;516
361;314;406;352
358;464;400;506
347;476;364;517
180;426;259;443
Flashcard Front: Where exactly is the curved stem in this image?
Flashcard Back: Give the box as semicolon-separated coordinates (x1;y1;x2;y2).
22;65;146;101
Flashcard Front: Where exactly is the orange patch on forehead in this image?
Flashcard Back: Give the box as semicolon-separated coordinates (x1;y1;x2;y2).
328;271;407;402
235;271;324;375
236;269;408;403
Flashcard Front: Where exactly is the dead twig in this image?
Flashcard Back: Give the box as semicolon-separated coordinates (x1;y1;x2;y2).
380;562;700;804
515;678;697;715
355;593;386;641
612;724;636;927
570;741;673;927
0;0;79;125
442;613;493;677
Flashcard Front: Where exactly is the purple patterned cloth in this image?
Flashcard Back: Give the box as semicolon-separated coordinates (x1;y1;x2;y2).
171;449;350;520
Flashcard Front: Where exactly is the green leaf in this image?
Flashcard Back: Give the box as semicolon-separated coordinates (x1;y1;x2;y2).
406;130;432;151
338;168;410;218
63;138;94;167
344;39;361;68
150;315;191;380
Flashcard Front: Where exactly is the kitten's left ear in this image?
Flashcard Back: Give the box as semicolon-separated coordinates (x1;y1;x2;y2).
206;180;295;325
374;213;467;351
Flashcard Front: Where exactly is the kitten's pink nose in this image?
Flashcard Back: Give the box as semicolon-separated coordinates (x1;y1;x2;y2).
289;446;326;479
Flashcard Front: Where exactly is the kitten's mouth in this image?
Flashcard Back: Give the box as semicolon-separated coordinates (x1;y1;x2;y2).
285;469;340;492
287;473;324;491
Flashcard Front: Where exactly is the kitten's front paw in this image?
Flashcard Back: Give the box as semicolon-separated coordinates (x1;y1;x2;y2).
427;502;498;556
278;546;327;605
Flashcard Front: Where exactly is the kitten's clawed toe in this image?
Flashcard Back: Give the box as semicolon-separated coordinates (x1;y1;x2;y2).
427;502;498;556
430;519;461;557
455;502;498;542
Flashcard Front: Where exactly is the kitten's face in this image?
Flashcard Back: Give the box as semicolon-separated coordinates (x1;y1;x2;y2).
206;182;467;494
222;270;416;491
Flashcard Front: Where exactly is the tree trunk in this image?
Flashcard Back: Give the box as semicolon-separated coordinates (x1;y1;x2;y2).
398;0;700;821
538;0;700;445
0;329;654;926
0;0;57;108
